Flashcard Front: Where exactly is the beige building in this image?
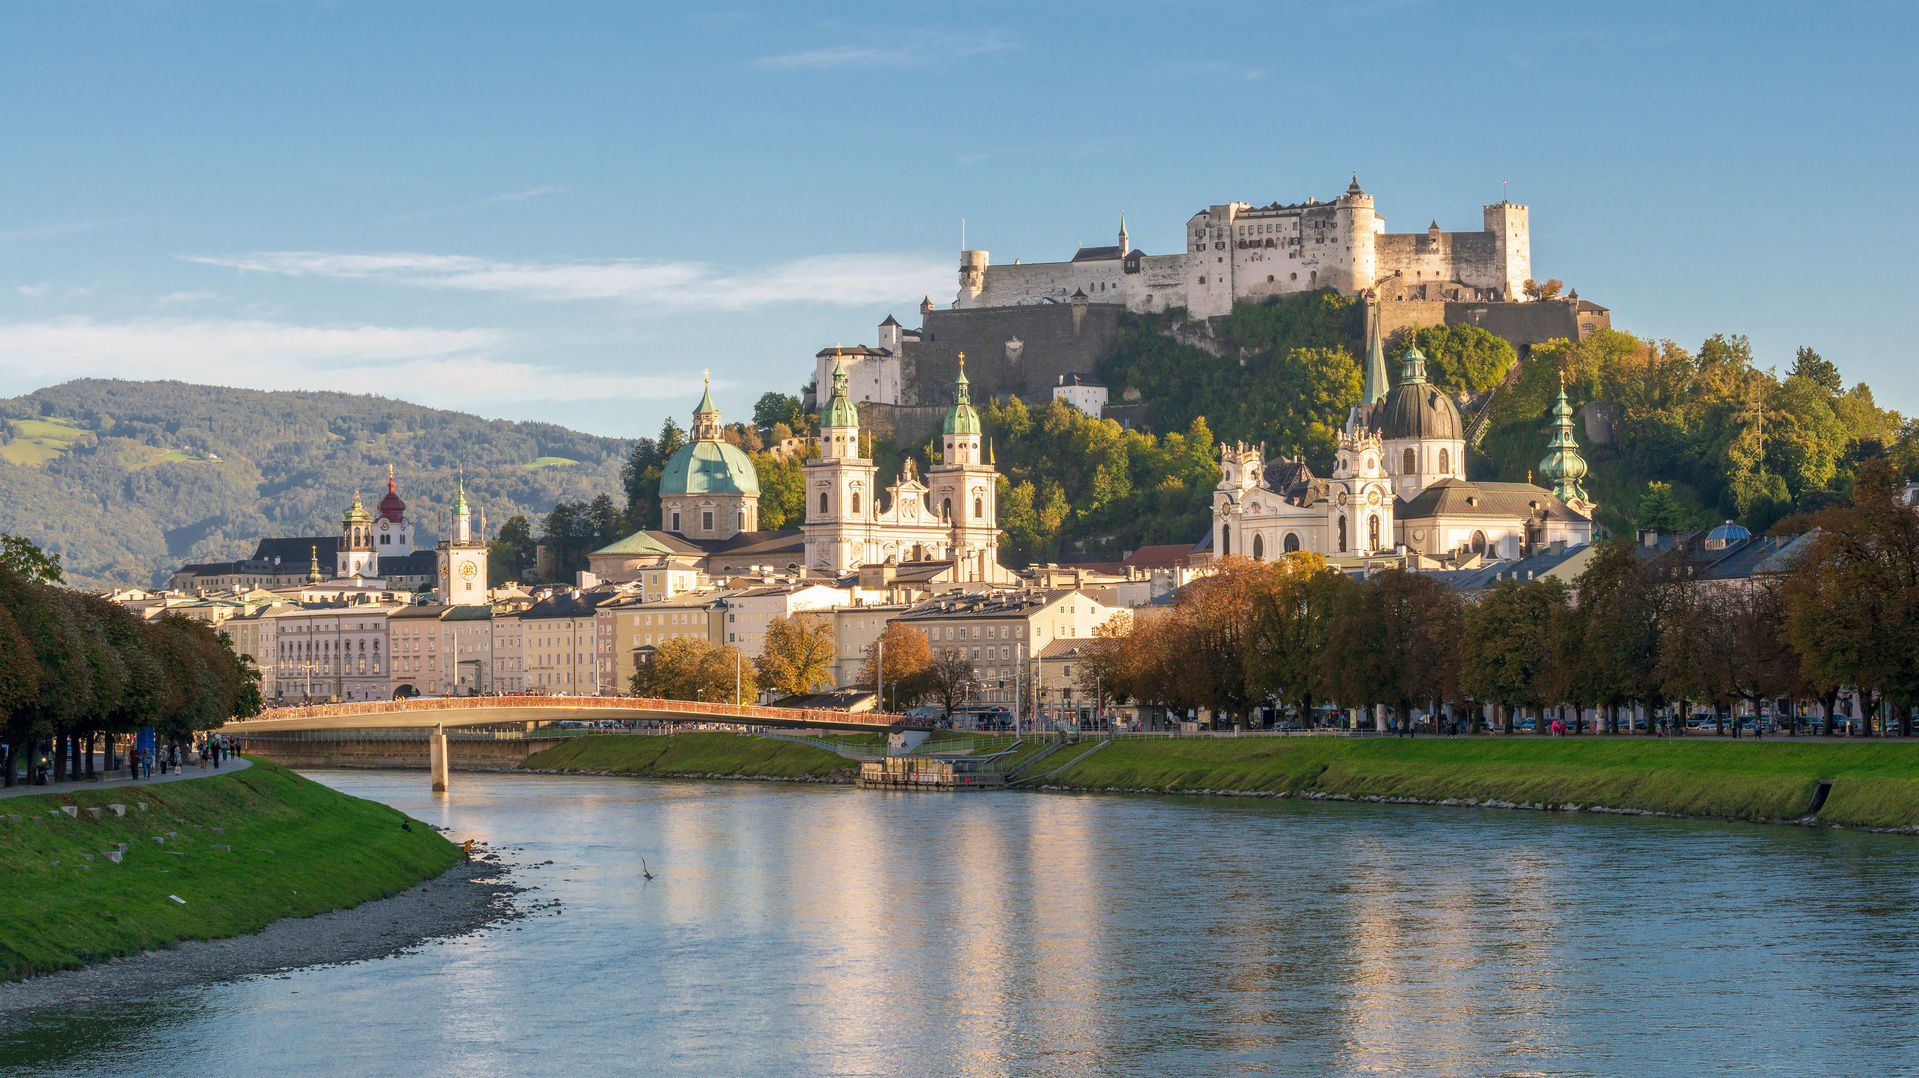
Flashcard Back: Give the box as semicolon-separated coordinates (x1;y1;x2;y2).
722;583;852;658
387;605;446;696
826;602;908;688
519;590;611;693
266;601;399;703
603;589;736;694
894;589;1128;708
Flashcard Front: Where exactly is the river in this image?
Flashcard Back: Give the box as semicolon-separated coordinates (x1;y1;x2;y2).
5;771;1919;1076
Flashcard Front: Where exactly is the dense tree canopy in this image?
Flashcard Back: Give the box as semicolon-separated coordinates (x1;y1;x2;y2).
0;536;260;785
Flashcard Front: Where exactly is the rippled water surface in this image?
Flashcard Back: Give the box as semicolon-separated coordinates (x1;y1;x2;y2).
6;771;1919;1077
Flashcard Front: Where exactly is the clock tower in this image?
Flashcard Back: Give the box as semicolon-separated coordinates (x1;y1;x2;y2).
436;478;489;605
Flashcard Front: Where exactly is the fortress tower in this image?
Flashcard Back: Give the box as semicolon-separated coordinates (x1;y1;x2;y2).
1483;201;1530;300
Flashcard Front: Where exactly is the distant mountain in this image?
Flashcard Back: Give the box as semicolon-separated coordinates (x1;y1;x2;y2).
0;380;628;588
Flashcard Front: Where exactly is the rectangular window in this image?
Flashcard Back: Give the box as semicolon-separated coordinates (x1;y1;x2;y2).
702;511;714;531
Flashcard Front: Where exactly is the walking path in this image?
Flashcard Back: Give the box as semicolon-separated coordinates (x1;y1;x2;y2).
0;755;251;800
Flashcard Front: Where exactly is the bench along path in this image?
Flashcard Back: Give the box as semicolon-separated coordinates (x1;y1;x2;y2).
0;755;252;800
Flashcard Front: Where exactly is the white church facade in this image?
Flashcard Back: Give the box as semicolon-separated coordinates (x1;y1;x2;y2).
1212;311;1595;563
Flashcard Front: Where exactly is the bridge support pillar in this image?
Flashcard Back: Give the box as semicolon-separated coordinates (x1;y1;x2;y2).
429;724;449;793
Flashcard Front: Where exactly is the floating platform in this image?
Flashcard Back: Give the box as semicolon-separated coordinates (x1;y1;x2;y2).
857;756;1006;790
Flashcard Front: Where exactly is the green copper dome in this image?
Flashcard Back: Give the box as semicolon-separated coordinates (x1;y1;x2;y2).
821;359;860;430
451;480;469;516
661;439;760;496
694;379;721;416
942;358;981;436
1538;382;1590;503
343;490;372;524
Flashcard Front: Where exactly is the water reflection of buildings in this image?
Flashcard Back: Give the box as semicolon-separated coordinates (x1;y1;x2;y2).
1328;834;1571;1072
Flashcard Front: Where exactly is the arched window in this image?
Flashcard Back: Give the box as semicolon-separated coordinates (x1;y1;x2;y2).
942;498;952;522
1284;532;1300;553
1368;514;1381;551
1438;448;1450;475
1252;533;1264;559
1402;448;1416;474
819;491;829;515
973;496;983;519
851;492;861;514
1337;517;1347;553
1221;525;1231;556
1471;530;1488;555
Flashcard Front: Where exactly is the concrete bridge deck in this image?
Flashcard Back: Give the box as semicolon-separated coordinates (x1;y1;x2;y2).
223;696;921;791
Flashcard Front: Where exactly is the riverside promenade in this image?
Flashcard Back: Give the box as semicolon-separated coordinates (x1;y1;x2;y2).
0;756;251;800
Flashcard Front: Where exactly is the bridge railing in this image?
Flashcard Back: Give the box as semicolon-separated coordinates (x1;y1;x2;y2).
250;694;918;729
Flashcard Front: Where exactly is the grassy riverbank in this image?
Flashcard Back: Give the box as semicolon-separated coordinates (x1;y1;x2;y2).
1046;737;1919;830
521;732;856;782
0;760;459;980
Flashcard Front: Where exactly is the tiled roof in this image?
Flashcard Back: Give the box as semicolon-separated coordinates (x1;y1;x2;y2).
1398;478;1588;523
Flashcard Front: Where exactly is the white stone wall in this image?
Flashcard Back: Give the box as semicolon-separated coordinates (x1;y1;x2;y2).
814;352;900;406
955;186;1531;317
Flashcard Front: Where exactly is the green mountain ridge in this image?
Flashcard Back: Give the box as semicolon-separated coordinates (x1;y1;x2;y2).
0;380;628;588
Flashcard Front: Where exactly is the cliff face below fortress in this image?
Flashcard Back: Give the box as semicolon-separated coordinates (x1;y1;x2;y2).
873;294;1606;447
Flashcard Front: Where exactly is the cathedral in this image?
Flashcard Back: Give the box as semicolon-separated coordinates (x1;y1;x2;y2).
1212;309;1595;563
588;364;1015;584
802;357;1011;581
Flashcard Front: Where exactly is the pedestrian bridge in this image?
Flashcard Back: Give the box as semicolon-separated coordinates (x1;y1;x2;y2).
223;696;921;792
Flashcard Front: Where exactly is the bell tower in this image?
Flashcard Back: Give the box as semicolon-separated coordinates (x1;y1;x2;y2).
928;357;999;580
804;358;880;572
336;491;378;579
436;477;489;605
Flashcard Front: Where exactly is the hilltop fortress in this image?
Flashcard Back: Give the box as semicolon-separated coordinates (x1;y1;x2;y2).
958;175;1530;317
811;176;1607;446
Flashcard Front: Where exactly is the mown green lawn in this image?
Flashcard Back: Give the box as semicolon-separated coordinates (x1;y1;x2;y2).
0;760;457;980
1049;737;1919;830
522;732;854;781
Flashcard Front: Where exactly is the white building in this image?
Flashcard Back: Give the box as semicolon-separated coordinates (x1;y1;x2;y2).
957;179;1532;319
802;359;1013;582
1052;372;1108;418
1213;311;1594;563
723;583;851;658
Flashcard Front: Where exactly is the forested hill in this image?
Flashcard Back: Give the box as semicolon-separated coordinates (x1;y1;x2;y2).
0;380;626;588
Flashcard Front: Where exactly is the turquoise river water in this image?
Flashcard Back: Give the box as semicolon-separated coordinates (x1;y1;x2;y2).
4;770;1919;1076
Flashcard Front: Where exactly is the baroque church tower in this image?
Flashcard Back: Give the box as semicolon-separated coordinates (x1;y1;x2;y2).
436;478;489;605
802;356;1003;580
336;491;379;579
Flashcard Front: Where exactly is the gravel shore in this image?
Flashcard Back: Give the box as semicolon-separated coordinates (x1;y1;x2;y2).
0;846;527;1021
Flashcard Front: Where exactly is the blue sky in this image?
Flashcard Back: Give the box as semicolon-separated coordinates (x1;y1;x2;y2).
1;1;1912;437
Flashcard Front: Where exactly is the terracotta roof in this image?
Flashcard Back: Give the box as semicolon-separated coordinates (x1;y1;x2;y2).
1123;545;1194;570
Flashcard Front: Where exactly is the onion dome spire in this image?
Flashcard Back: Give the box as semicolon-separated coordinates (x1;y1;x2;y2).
1538;376;1591;504
306;544;322;583
343;490;371;524
821;357;859;430
943;354;981;436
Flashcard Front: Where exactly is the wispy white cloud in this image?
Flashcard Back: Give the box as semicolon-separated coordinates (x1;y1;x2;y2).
183;250;954;309
0;217;141;243
0;317;689;409
15;283;94;300
755;30;1015;69
391;184;570;221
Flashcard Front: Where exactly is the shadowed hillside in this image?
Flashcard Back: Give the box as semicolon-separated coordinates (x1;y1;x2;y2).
0;380;628;587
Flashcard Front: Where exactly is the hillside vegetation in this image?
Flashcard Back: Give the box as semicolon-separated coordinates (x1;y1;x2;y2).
0;380;627;587
1090;294;1914;541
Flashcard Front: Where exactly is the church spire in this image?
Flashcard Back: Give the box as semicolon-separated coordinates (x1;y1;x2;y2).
943;354;981;436
690;371;723;441
1360;298;1390;407
306;544;322;584
1538;376;1591;505
821;357;859;431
